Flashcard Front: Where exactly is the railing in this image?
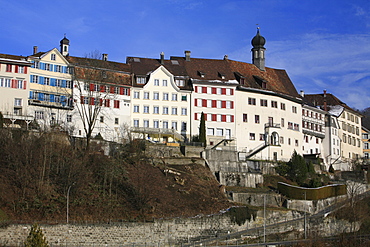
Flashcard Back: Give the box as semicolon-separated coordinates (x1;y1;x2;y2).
130;127;184;141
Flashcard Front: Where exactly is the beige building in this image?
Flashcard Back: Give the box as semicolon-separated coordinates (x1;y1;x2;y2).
305;92;363;169
127;55;192;143
27;46;73;130
0;54;33;127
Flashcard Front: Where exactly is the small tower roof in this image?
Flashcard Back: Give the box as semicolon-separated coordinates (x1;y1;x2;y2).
60;34;70;45
251;28;266;48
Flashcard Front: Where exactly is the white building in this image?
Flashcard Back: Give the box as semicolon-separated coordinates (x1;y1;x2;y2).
0;54;33;128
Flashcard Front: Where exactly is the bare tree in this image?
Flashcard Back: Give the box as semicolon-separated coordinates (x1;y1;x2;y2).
68;51;128;150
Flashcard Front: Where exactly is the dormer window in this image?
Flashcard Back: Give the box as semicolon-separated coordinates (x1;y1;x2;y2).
175;79;185;87
198;71;205;78
218;72;225;79
137;76;146;84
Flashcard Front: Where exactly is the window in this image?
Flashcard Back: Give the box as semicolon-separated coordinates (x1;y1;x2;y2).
172;107;177;115
114;100;120;108
181;122;187;132
56;79;62;87
66;80;72;88
17;80;23;89
216;128;224;136
134;91;140;99
248;98;256;105
181;95;187;101
281;118;285;127
35;111;44;119
56;65;62;72
280;137;284;144
67;115;72;122
153;106;159;114
144;92;149;99
14;98;22;106
154;79;159;86
181;108;187;115
144;105;149;113
100;116;104;123
32;75;39;84
172;93;178;101
207;128;214;136
260;99;267;107
153;92;159;100
162;80;168;86
51;54;56;60
163;93;169;101
133;119;139;127
243;114;248;122
6;64;12;72
175;79;185;86
163;107;169;115
295;140;299;146
137;77;146;84
143;120;149;128
259;134;265;141
18;66;25;73
292;106;297;113
163;121;168;129
172;121;177;130
255;115;260;124
153;120;159;128
271;101;278;108
133;105;139;113
288;122;293;129
250;133;255;140
45;63;51;71
114;87;119;94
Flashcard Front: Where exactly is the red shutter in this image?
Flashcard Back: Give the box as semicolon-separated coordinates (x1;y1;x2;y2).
194;98;198;106
230;88;234;95
127;88;130;96
105;99;110;107
24;66;27;74
212;87;217;94
15;65;18;73
99;98;103;106
89;97;94;105
90;83;94;91
194;86;198;93
80;96;84;104
100;85;105;92
212;100;217;108
231;115;234;122
202;87;207;93
221;101;226;108
23;80;27;89
221;88;226;95
231;101;234;109
212;114;217;121
204;114;207;121
11;79;16;88
110;86;114;94
221;115;226;122
119;87;124;95
202;99;207;107
194;113;198;120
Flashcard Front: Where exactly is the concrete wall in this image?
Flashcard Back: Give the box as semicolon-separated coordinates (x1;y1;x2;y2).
219;172;263;188
230;192;284;207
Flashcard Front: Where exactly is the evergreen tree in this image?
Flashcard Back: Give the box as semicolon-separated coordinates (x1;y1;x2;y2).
24;223;49;247
287;150;308;185
199;112;206;147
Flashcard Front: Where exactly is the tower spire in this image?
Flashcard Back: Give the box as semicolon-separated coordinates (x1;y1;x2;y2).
251;27;266;71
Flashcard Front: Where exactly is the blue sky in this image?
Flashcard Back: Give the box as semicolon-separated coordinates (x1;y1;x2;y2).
1;0;370;110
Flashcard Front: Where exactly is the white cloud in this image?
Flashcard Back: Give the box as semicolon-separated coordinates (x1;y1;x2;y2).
233;33;370;110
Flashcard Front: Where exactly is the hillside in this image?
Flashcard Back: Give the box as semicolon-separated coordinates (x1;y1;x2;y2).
0;129;232;223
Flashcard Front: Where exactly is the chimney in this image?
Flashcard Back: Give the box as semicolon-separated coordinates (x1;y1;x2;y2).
224;54;228;60
160;52;165;65
185;50;191;61
323;89;327;111
102;54;108;61
300;90;305;97
33;46;38;55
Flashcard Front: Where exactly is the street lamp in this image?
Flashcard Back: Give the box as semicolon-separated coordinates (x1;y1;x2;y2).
304;191;307;239
67;183;75;224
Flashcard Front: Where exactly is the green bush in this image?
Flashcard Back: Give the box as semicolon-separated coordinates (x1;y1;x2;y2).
24;223;49;247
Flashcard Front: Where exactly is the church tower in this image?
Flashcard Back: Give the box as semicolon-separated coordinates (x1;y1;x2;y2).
251;28;266;71
60;35;70;56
